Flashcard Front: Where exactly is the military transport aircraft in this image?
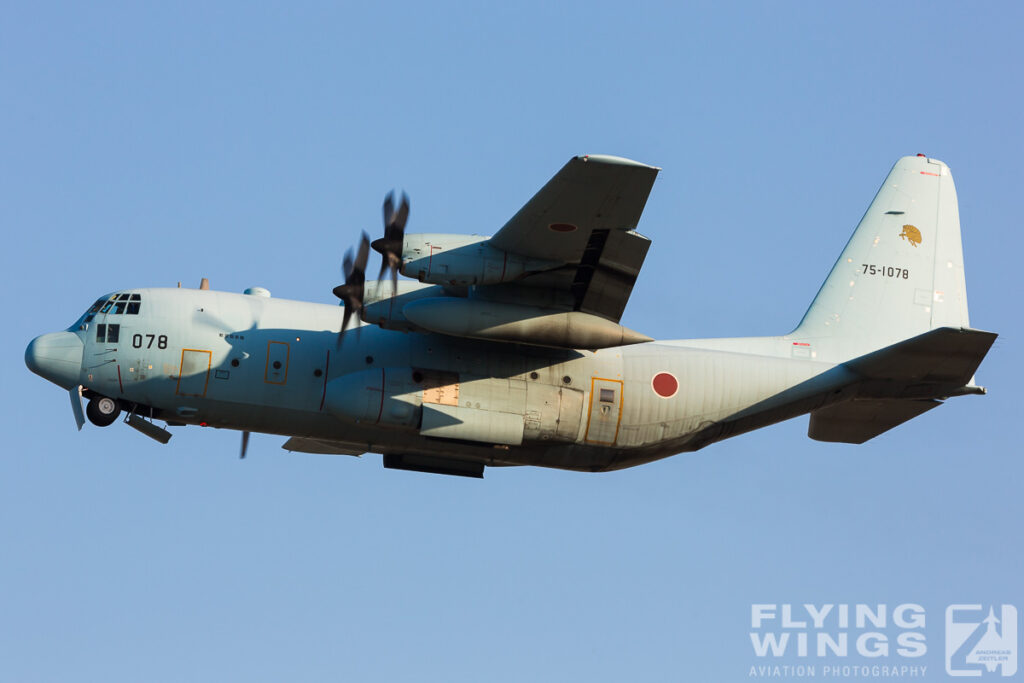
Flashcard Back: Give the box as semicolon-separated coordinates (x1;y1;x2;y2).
26;154;996;477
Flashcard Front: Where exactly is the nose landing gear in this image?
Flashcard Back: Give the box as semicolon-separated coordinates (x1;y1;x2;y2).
86;395;121;427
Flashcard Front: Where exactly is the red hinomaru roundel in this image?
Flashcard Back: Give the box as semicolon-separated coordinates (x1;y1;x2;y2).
651;372;678;398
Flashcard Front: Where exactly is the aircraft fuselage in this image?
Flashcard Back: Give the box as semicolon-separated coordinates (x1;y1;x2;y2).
30;287;834;472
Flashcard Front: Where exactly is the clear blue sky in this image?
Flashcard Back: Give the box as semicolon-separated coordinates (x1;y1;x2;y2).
2;2;1021;681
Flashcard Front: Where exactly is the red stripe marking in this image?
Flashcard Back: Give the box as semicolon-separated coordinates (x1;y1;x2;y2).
792;342;810;346
319;349;331;411
427;245;441;278
920;171;939;177
117;365;124;393
375;368;385;424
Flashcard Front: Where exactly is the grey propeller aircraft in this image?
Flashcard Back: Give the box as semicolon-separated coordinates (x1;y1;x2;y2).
26;154;996;477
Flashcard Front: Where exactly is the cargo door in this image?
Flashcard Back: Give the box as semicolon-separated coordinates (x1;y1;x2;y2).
584;378;622;445
177;349;212;397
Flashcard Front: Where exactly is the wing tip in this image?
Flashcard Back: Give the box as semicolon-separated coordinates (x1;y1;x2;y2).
575;154;661;171
895;154;951;174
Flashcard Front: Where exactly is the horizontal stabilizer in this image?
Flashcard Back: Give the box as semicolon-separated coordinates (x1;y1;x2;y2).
809;399;941;444
845;326;997;388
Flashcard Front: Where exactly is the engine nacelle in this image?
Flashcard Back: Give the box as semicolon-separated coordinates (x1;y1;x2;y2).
361;280;463;332
401;233;560;286
402;298;653;349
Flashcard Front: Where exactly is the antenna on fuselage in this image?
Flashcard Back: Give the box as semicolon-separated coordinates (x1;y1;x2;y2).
199;277;210;290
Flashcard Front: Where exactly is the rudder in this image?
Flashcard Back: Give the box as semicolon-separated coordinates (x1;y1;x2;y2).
791;155;970;360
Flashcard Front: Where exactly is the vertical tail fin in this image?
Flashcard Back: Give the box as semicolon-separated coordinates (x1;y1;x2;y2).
792;155;970;360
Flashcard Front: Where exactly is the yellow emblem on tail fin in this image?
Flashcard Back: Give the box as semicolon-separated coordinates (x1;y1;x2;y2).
899;224;922;247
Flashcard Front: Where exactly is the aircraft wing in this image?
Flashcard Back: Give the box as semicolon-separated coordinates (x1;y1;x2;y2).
485;154;660;322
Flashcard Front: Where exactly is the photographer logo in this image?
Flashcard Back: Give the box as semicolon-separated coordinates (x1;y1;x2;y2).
946;605;1017;677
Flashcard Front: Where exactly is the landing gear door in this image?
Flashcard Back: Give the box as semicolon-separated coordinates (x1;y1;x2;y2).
585;378;622;445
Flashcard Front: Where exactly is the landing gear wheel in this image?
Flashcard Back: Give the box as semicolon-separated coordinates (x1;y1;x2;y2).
86;396;121;427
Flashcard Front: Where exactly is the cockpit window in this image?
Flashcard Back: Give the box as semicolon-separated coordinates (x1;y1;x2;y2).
92;293;142;316
83;298;106;324
77;293;143;330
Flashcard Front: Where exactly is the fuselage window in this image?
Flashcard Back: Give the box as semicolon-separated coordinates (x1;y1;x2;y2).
96;324;120;343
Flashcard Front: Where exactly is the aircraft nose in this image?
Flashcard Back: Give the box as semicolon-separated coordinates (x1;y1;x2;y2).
25;331;84;389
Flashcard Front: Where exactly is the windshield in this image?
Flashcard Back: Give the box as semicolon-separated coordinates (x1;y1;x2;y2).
73;293;144;330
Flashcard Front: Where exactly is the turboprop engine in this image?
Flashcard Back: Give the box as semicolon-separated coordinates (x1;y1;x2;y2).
401;234;560;286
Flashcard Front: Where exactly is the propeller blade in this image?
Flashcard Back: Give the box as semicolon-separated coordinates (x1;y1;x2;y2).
340;305;353;338
69;385;85;431
333;232;371;345
354;231;370;276
342;247;354;280
385;191;409;239
373;191;409;295
383;192;394;235
240;430;250;459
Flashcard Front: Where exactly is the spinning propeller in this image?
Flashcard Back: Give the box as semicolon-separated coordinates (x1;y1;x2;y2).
372;191;409;295
332;232;371;343
332;191;410;341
